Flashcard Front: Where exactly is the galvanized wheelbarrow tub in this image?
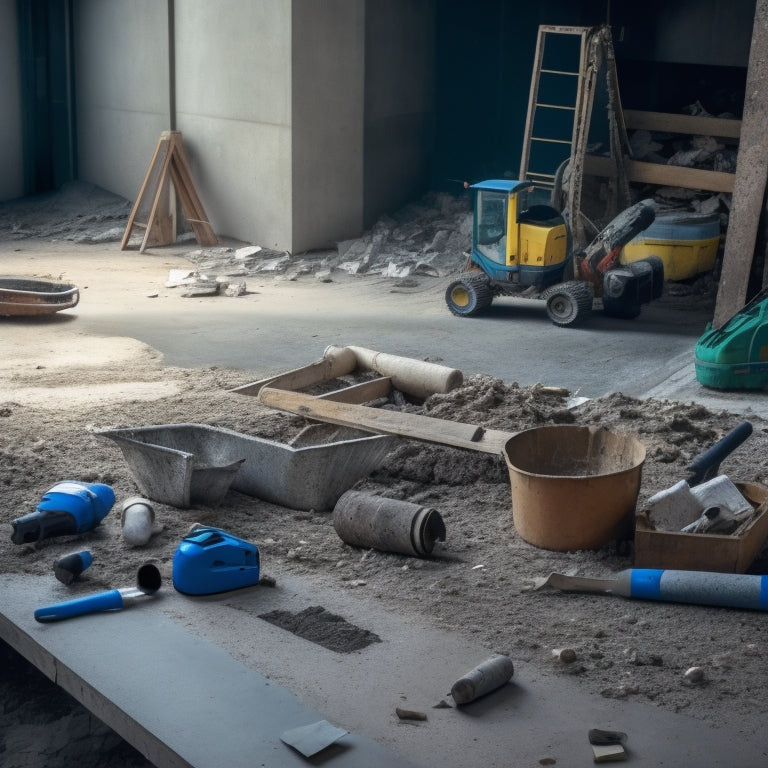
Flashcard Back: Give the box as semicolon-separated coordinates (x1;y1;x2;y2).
96;423;396;510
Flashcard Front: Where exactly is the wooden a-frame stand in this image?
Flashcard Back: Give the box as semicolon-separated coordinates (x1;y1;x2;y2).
121;131;218;253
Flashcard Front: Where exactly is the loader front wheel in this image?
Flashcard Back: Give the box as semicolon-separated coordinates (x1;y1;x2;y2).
543;281;594;327
445;273;493;317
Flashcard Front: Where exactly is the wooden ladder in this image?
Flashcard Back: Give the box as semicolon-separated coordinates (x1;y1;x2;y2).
121;131;218;253
519;25;631;247
519;25;591;195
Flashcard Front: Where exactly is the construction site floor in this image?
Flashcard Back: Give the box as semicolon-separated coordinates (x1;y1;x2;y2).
1;571;765;768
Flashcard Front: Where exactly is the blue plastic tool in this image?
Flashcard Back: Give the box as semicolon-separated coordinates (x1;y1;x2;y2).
11;481;115;544
54;551;94;584
172;525;260;595
34;562;162;622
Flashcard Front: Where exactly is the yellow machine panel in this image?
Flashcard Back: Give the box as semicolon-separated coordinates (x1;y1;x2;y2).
519;223;568;267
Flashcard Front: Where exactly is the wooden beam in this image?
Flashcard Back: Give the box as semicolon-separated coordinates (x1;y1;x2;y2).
258;387;513;455
229;354;358;397
316;377;393;404
624;110;741;140
714;0;768;329
584;154;735;193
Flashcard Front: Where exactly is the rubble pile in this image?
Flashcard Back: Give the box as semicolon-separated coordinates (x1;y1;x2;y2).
183;191;474;283
627;100;737;223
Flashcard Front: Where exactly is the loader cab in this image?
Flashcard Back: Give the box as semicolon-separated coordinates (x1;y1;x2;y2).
470;180;570;288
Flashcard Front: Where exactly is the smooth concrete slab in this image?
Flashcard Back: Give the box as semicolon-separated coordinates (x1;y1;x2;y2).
2;571;767;768
0;574;411;768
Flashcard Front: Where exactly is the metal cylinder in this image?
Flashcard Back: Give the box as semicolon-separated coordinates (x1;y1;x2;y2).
332;490;446;557
450;654;515;705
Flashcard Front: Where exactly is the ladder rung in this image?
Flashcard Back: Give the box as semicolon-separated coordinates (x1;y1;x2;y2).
540;68;580;77
531;137;573;146
525;172;557;180
534;103;577;112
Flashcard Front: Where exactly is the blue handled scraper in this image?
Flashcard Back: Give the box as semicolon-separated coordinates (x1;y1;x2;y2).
534;568;768;611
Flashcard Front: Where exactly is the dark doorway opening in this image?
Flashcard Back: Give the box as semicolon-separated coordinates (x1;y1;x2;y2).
17;0;76;195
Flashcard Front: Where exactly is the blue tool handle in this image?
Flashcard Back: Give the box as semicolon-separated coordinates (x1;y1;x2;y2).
686;420;753;486
34;589;123;623
629;569;768;611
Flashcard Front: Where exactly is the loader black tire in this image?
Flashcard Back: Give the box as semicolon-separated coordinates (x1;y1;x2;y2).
445;273;493;317
543;281;594;327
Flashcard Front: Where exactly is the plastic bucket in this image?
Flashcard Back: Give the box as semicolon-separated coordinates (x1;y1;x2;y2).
503;425;645;551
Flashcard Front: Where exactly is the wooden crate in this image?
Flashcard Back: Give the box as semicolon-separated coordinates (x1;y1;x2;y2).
634;480;768;573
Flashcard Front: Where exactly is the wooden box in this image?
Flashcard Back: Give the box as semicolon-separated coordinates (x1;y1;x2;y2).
634;480;768;573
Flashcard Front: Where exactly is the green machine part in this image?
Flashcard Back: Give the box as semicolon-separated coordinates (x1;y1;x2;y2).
695;290;768;389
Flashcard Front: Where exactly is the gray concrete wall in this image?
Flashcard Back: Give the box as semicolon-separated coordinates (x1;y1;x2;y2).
291;0;365;252
175;0;293;250
0;0;24;202
73;0;170;202
363;0;435;227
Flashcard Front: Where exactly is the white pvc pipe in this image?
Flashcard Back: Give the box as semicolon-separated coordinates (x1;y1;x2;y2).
324;345;463;399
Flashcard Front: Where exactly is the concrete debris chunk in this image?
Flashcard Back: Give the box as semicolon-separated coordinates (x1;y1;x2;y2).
165;269;198;287
224;280;247;297
180;280;219;297
666;148;709;168
235;245;262;259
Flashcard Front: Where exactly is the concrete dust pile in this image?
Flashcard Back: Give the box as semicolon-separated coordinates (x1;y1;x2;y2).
3;351;768;767
0;181;132;244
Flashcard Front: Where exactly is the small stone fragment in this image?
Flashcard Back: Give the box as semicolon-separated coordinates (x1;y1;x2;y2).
684;666;705;684
395;707;427;721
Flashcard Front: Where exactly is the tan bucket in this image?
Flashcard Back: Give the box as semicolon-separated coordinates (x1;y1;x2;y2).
503;425;646;551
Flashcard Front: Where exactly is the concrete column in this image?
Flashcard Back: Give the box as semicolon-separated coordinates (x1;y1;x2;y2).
291;0;366;253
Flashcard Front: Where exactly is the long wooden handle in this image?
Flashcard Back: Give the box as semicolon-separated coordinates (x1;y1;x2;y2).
258;387;512;455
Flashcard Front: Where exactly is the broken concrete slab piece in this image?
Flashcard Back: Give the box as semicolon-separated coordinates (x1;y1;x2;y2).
180;281;219;297
592;743;627;762
395;707;427;721
234;245;262;259
223;280;247;297
165;269;198;287
280;719;348;758
644;479;701;531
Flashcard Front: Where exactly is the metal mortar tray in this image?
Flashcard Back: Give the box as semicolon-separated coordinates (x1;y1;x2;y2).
96;422;396;510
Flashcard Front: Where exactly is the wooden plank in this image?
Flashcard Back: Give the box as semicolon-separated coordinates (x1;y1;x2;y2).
714;0;768;328
584;154;735;193
139;140;175;254
316;377;392;403
230;355;358;397
169;133;218;246
169;161;217;247
624;109;742;140
121;134;171;250
146;172;176;247
258;387;513;455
